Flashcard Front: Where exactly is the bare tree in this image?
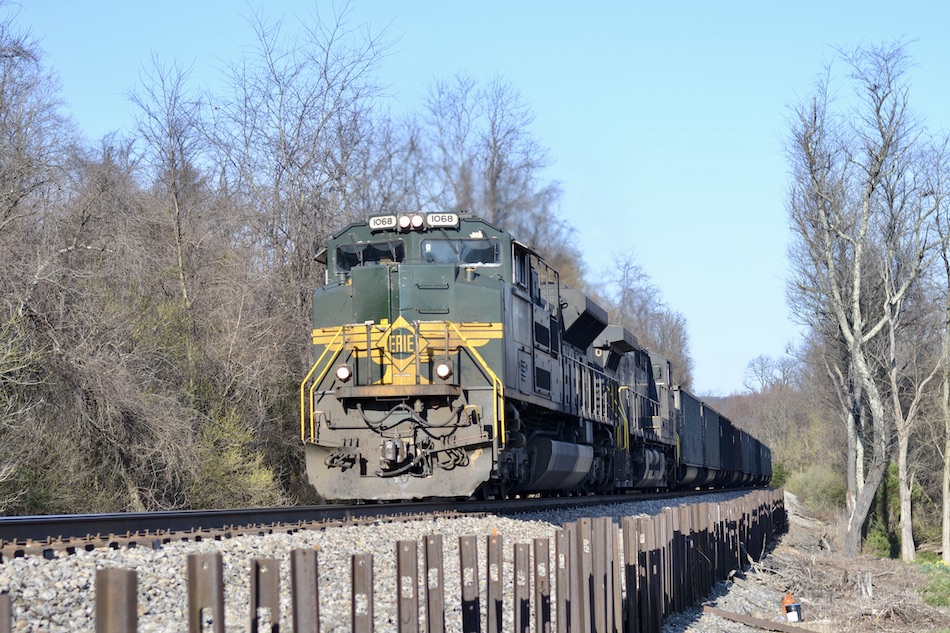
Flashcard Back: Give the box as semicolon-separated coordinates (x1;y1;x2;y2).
717;353;828;486
208;3;388;316
0;14;75;312
602;252;694;389
343;113;427;218
787;42;943;557
130;55;209;395
421;73;576;270
880;135;947;560
0;19;68;241
424;73;478;214
746;355;809;449
931;164;950;563
48;142;202;511
0;306;44;512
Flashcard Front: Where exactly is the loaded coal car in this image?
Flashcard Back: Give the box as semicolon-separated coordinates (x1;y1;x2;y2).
673;389;771;488
300;212;771;501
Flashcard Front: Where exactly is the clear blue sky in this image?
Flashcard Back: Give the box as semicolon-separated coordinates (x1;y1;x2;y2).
12;1;950;395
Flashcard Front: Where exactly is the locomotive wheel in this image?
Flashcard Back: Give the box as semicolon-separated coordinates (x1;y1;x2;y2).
476;482;508;500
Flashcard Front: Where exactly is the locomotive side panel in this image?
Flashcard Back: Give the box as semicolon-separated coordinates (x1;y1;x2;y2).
505;243;565;409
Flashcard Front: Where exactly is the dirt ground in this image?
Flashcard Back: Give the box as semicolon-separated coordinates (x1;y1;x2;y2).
663;491;950;633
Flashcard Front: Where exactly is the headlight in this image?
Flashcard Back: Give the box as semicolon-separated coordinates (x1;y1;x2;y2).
397;213;425;231
435;359;453;380
335;365;353;382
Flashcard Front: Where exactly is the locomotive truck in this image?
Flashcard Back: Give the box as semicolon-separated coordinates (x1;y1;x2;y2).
300;212;771;501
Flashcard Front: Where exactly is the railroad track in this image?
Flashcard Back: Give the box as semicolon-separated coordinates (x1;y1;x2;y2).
0;488;758;561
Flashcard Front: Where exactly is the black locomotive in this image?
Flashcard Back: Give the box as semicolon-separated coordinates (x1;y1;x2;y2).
300;213;771;501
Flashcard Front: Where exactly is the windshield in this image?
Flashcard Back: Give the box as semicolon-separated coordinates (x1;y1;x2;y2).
335;241;405;272
421;238;500;265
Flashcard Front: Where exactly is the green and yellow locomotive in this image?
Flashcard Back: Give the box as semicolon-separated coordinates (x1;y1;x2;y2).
300;212;770;501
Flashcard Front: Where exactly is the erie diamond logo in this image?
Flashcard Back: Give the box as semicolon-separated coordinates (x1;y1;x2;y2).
380;317;427;372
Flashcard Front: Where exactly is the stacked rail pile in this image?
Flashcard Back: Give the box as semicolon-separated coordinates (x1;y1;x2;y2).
0;489;785;632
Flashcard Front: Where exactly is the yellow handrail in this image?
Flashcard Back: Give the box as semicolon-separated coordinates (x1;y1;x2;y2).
299;327;344;442
447;322;506;444
617;385;631;452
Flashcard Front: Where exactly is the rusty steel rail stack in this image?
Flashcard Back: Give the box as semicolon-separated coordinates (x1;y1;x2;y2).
0;489;785;633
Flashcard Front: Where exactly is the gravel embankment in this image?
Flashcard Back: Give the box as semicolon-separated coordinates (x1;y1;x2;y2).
0;490;755;632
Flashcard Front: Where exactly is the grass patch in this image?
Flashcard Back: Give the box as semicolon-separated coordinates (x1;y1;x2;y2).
784;464;846;518
917;558;950;607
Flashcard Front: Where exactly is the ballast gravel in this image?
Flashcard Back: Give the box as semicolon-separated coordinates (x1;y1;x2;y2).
0;490;755;632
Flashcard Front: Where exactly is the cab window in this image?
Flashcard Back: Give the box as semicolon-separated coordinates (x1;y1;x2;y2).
335;241;405;272
421;239;500;265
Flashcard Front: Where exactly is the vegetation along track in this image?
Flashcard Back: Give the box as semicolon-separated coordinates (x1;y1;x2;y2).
0;488;750;561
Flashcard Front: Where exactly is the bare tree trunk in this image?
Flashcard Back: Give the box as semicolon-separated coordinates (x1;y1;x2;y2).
940;220;950;564
944;323;950;563
897;431;916;560
936;193;950;564
844;348;891;557
853;391;866;517
944;386;950;563
888;309;942;562
847;404;861;521
845;458;888;556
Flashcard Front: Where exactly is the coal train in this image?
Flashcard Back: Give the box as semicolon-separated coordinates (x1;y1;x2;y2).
300;213;771;501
